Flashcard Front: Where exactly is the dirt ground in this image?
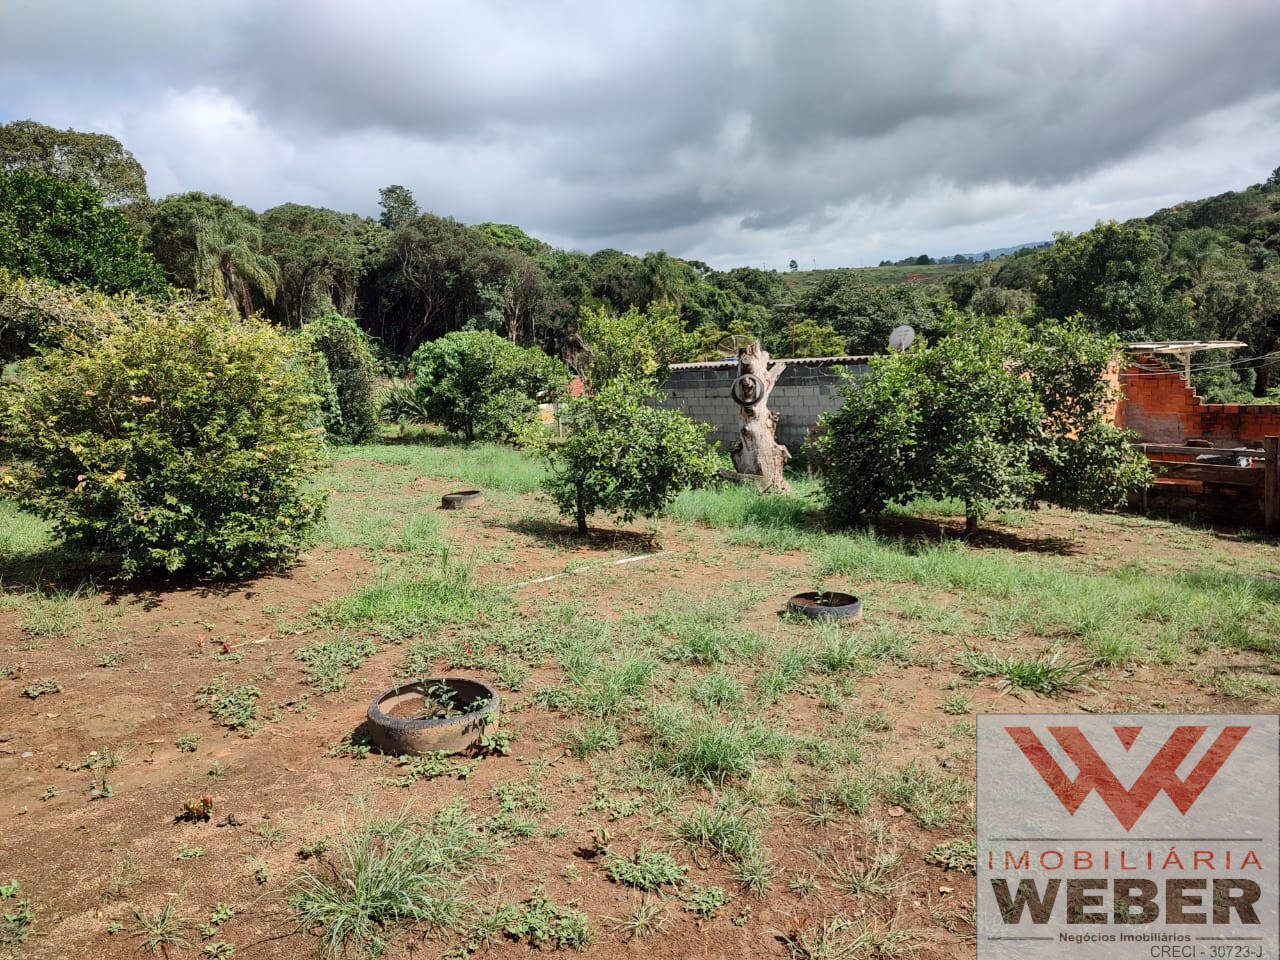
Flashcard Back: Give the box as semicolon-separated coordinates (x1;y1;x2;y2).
2;460;1277;960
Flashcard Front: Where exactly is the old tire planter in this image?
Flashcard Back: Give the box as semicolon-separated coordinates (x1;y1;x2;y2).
441;490;484;509
788;591;862;621
730;373;764;406
366;678;499;756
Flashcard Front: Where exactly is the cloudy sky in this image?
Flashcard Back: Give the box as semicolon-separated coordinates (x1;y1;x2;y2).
4;0;1280;268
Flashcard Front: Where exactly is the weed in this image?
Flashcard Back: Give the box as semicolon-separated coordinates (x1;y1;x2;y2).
682;884;731;919
566;722;620;757
195;676;261;731
676;803;760;861
925;837;977;873
106;856;143;898
0;880;32;947
97;650;126;668
654;603;762;665
132;897;191;955
962;646;1091;694
1210;671;1280;702
651;714;786;785
175;733;202;753
382;752;477;787
941;692;972;715
754;648;812;703
880;760;967;827
297;634;377;691
21;678;61;699
607;845;687;890
289;803;500;958
690;671;744;708
200;903;235;938
252;824;287;847
178;797;214;823
609;898;669;940
734;850;777;894
175;846;204;861
780;915;912;960
202;943;235;958
501;889;592;950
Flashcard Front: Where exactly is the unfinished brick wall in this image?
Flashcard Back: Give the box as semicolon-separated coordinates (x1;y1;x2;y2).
1116;359;1280;444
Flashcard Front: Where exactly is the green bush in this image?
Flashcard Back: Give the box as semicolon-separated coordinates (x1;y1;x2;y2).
301;313;379;444
0;301;326;577
409;330;566;443
0;169;166;296
544;381;717;533
811;313;1150;532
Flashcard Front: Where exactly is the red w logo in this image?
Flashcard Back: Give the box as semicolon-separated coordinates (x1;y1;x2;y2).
1005;725;1250;831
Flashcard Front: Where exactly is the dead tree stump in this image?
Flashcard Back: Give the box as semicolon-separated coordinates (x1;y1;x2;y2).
729;342;791;492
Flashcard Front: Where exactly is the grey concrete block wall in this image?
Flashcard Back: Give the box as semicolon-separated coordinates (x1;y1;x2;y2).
657;361;868;457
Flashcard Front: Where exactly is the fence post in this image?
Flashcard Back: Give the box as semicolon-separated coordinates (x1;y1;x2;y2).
1265;435;1279;532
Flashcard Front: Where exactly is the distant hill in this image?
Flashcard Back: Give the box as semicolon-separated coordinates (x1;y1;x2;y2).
952;240;1051;261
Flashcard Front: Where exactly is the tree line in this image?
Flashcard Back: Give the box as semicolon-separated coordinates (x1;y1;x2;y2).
3;118;1280;398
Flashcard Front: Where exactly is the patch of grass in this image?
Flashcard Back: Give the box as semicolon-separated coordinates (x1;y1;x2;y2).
18;584;91;638
348;438;548;493
669;482;820;551
754;647;811;703
690;671;745;709
654;602;763;665
651;713;787;785
606;845;687;890
962;646;1090;694
565;722;620;758
1209;671;1280;702
195;676;261;731
676;803;761;861
313;551;504;641
289;802;500;958
880;759;967;827
132;897;191;955
609;899;669;940
781;915;912;960
0;500;53;559
297;634;377;691
544;640;657;718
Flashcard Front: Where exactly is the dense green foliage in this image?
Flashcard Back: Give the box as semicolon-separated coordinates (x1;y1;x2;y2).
0;270;126;363
811;315;1150;532
147;192;279;314
301;313;379;444
1;304;326;577
544;382;718;533
575;301;694;388
0;119;149;208
410;330;566;442
0;170;165;295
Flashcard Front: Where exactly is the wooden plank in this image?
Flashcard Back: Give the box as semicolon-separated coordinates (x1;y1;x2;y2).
1133;443;1268;460
1265;436;1279;531
1149;461;1265;487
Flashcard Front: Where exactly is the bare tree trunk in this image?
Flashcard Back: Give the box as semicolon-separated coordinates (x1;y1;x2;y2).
730;342;791;492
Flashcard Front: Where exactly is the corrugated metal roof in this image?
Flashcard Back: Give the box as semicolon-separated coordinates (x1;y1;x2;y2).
669;354;870;370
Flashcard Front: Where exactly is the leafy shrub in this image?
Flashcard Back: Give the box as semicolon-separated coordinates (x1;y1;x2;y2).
0;270;131;364
543;381;717;533
1;301;327;577
811;313;1150;532
409;330;565;442
301;313;379;444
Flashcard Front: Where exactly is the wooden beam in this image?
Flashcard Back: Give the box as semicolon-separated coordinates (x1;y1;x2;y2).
1149;461;1265;487
1265;436;1279;532
1134;443;1267;460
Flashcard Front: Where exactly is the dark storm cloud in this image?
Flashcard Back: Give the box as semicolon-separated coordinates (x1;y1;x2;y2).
2;0;1279;265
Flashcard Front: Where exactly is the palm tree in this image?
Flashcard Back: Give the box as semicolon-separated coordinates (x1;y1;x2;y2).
192;210;279;316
